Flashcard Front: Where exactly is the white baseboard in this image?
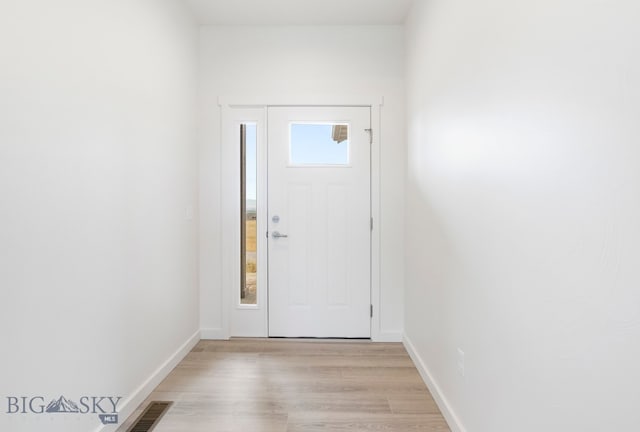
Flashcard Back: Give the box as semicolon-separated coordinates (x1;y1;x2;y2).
200;327;229;340
403;335;467;432
375;331;403;342
94;329;200;432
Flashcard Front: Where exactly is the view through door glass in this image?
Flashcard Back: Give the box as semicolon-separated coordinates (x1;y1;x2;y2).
241;123;257;305
290;123;350;165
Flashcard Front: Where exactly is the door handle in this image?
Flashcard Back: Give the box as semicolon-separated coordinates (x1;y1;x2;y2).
271;231;288;239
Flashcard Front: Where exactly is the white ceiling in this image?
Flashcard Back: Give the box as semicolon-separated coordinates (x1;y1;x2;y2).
185;0;415;25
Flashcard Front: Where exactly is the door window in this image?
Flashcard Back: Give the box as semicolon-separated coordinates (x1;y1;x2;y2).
240;123;258;305
289;123;350;166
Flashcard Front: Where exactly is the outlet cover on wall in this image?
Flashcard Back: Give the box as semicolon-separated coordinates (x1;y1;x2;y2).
457;348;465;377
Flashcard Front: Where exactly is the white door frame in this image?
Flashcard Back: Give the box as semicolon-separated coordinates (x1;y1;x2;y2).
218;95;384;341
220;107;269;337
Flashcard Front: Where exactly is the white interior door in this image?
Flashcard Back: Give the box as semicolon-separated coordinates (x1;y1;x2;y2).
268;106;371;338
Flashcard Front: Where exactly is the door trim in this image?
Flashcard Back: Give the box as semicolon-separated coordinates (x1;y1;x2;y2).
220;107;268;337
218;95;384;341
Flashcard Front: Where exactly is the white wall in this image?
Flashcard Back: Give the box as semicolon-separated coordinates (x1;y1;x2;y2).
404;1;640;431
0;1;199;431
199;25;405;339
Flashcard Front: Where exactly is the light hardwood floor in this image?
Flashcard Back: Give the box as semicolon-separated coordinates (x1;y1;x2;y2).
117;339;451;432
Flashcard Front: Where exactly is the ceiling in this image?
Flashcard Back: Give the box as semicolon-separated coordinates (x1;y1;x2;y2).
185;0;415;25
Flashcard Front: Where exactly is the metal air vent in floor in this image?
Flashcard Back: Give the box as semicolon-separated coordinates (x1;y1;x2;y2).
126;401;173;432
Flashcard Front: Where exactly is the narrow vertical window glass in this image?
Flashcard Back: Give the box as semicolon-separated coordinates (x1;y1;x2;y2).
241;123;258;305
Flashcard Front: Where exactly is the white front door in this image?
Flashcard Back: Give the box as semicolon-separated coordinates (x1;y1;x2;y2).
267;106;371;338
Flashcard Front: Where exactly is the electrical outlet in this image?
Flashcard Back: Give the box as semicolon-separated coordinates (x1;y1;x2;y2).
457;348;465;377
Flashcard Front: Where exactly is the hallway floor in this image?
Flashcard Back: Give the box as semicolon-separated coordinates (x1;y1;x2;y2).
117;339;451;431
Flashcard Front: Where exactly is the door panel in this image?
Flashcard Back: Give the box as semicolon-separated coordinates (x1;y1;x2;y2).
268;106;371;338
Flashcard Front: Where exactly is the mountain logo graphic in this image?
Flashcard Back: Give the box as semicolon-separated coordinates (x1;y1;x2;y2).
45;396;80;413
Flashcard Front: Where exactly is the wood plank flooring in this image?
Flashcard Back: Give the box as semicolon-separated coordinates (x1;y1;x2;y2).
117;339;451;432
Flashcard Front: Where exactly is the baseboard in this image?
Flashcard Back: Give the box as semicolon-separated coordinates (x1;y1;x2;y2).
403;335;467;432
200;327;229;340
375;331;403;342
94;329;200;432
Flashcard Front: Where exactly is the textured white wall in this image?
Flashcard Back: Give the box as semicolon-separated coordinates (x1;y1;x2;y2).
0;1;199;431
404;1;640;431
199;26;406;339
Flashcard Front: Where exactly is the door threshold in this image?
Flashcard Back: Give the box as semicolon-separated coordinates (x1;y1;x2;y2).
230;337;372;343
